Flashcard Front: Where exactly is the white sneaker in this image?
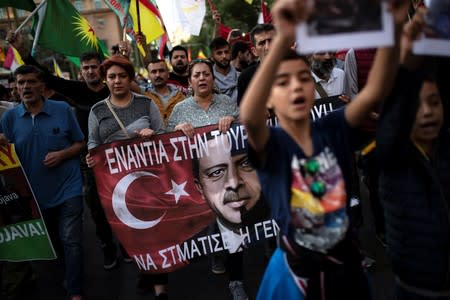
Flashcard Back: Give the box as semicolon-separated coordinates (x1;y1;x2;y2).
350;197;360;207
229;281;248;300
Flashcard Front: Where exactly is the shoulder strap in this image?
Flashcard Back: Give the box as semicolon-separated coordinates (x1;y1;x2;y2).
315;81;328;98
105;99;130;138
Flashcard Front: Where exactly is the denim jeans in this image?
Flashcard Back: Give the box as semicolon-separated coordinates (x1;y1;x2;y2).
42;196;83;297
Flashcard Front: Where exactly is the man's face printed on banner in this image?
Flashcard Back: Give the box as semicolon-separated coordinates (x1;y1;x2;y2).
80;58;102;86
195;136;261;226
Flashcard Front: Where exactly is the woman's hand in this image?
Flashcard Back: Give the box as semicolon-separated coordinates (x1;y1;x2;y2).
86;153;96;168
218;116;234;133
174;123;195;137
137;128;155;138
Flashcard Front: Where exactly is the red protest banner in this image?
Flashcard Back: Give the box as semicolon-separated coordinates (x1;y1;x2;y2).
90;124;274;273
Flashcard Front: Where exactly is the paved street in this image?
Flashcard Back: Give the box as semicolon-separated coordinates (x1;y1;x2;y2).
30;182;395;300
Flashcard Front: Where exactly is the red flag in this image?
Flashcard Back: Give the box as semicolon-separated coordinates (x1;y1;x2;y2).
91;128;217;273
91;123;273;273
261;1;272;24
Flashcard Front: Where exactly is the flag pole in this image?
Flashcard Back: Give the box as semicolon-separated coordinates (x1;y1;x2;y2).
6;7;12;29
122;16;128;41
14;0;48;34
136;0;142;34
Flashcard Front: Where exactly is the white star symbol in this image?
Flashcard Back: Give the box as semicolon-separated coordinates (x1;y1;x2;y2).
165;180;189;204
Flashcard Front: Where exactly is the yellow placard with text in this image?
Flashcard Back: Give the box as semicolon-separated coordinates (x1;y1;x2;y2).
0;144;20;171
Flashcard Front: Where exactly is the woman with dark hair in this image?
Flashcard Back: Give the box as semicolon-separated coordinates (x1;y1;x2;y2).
87;55;164;148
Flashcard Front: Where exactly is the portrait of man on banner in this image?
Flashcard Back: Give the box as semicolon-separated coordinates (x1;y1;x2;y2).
192;124;271;253
90;123;274;272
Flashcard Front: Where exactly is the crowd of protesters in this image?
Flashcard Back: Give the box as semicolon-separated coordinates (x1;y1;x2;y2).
1;0;450;299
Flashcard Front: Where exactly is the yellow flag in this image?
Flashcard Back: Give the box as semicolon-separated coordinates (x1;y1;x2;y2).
53;58;63;78
197;50;207;59
129;0;164;44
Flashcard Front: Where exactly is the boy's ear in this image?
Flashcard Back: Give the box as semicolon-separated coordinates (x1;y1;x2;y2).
251;46;258;58
266;94;274;110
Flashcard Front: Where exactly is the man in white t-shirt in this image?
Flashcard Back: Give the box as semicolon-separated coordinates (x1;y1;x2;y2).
310;51;346;99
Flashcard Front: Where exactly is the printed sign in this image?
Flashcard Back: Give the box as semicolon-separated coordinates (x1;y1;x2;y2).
0;144;56;261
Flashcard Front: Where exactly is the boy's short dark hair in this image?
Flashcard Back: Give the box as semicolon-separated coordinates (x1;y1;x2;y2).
209;37;229;52
231;41;249;60
80;52;103;64
250;23;275;45
169;45;188;60
14;65;45;82
282;49;310;67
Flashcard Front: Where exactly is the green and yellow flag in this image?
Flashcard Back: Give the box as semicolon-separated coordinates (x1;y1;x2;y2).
33;0;108;58
0;0;36;11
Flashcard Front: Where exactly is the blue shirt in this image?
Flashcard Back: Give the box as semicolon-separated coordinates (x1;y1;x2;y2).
1;99;84;209
249;109;356;253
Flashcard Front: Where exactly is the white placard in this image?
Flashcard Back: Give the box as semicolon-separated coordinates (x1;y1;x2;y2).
413;0;450;57
296;1;394;54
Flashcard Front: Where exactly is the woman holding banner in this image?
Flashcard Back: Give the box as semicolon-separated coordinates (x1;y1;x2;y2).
86;55;167;299
167;59;238;134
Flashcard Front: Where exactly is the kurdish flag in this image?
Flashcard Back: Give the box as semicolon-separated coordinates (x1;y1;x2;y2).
0;0;36;11
32;0;108;58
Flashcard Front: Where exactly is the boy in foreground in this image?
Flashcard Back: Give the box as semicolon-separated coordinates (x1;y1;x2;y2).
240;0;409;299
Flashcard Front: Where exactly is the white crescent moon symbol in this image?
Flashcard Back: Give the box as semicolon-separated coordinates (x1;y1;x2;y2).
112;171;166;230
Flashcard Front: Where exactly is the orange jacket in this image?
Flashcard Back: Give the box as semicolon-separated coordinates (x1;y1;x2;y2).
145;89;185;125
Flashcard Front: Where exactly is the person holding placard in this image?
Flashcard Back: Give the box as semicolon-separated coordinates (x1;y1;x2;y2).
240;0;409;298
